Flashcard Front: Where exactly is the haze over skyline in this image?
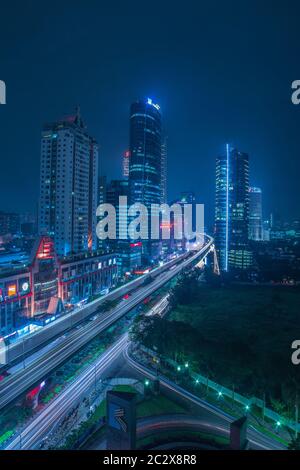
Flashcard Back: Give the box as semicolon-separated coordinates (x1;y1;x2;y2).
0;0;300;224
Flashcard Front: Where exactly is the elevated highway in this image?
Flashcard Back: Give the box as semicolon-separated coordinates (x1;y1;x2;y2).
2;236;213;366
0;235;213;410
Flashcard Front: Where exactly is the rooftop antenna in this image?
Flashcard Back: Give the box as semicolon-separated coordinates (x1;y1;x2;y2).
75;105;81;120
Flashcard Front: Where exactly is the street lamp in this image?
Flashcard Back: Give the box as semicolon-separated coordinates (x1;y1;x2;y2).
184;362;189;368
177;366;181;372
145;379;150;387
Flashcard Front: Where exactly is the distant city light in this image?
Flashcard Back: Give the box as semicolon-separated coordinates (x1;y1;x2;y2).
7;284;17;297
147;97;160;110
21;282;29;292
225;143;230;272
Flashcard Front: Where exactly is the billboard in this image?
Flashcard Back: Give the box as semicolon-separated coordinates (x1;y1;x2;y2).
106;390;136;450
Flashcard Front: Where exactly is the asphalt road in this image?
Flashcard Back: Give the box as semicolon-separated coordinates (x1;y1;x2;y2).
138;413;227;438
5;334;128;450
0;239;212;411
4;296;286;451
3;242;203;365
123;347;287;451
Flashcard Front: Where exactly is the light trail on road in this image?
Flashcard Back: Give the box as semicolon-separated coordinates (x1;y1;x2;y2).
5;334;128;450
3;236;214;450
0;236;213;410
123;346;287;451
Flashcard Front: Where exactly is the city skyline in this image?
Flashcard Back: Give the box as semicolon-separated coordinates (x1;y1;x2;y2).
1;1;300;223
1;2;300;456
0;95;297;226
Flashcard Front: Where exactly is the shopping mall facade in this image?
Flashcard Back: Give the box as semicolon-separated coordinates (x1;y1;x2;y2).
0;237;118;337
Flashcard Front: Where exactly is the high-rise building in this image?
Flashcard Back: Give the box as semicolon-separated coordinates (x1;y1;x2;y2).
249;187;263;241
161;137;167;203
0;211;20;236
39;108;98;256
98;176;107;207
20;212;37;237
215;149;229;271
228;148;251;271
97;176;107;252
129;98;162;262
270;211;282;230
106;179;141;273
179;191;196;247
215;145;252;271
122;150;130;178
293;219;300;238
106;179;129;244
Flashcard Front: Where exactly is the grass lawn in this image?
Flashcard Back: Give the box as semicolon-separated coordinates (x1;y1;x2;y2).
138;430;228;449
165;284;300;415
95;388;187;420
137;394;187;418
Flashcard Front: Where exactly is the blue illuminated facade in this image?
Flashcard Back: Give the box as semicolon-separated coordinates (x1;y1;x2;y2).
215;149;229;271
215;145;252;271
129;99;162;262
249;187;263;241
106;179;142;273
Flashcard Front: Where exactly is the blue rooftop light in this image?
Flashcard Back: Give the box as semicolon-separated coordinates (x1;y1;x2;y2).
147;97;160;110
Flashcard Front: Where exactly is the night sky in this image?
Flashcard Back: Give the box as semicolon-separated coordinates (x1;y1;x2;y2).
0;0;300;225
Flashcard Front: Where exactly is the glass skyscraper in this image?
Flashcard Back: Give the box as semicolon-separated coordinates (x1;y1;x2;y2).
215;145;252;271
215;149;229;271
106;179;141;273
249;187;263;241
122;150;130;178
129;98;162;262
161;137;168;204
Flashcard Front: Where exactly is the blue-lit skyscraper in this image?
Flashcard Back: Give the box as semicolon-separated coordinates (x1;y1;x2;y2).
106;179;141;273
122;150;130;178
161;137;168;204
215;145;252;271
215;147;229;271
129;98;162;262
249;187;263;241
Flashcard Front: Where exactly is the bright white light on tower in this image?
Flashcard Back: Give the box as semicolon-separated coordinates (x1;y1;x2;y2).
147;97;160;110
